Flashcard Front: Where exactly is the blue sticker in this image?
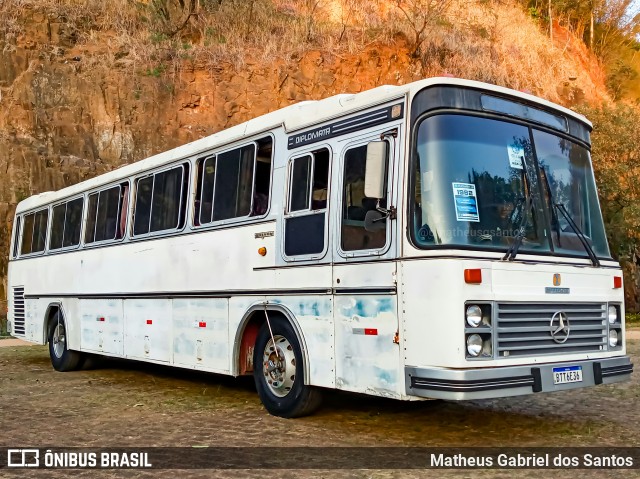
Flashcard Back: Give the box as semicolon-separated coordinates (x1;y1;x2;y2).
452;182;480;222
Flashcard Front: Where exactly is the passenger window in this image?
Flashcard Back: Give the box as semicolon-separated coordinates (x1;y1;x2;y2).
288;152;329;213
194;136;272;226
85;183;128;244
284;148;330;257
340;144;388;252
252;138;273;216
213;145;255;221
12;216;21;258
133;164;189;236
134;175;153;235
20;208;49;255
50;197;83;250
50;203;66;250
289;156;312;212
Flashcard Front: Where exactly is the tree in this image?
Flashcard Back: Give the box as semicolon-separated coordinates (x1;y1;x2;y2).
577;103;640;310
392;0;454;59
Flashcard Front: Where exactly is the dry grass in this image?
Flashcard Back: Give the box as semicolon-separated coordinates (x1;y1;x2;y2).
0;0;606;102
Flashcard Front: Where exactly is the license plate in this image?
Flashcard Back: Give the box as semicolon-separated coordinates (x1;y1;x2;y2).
552;366;583;385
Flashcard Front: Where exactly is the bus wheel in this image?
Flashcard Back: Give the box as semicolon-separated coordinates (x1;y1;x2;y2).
253;316;322;418
48;311;82;372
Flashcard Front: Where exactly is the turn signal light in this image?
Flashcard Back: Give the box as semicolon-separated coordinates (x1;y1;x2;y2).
258;247;267;256
464;269;482;284
614;276;622;289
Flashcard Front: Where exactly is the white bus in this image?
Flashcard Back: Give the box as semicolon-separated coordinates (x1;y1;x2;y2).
7;78;632;417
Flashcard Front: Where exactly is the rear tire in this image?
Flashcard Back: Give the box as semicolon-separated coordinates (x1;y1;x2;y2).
48;311;82;372
253;316;322;418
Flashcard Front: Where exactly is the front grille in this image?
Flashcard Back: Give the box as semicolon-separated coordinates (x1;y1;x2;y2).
12;287;25;336
496;303;606;358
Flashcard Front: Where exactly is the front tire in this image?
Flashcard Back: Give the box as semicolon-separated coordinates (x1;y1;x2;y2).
253;316;322;418
48;311;82;372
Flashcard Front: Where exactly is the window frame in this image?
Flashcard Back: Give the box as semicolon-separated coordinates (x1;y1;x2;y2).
19;206;50;257
193;140;264;229
83;181;130;248
48;195;85;252
336;139;393;258
287;154;314;215
132;162;189;239
282;146;332;262
11;216;21;259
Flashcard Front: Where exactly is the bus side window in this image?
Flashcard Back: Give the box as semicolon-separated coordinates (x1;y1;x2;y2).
20;208;48;255
251;137;273;217
21;213;35;255
194;135;272;225
341;143;388;252
86;183;128;243
195;155;215;226
213;145;255;222
12;216;21;258
117;183;129;239
284;148;330;257
133;164;188;236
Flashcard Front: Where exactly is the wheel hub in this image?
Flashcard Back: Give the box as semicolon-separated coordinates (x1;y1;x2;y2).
262;335;296;397
52;323;66;359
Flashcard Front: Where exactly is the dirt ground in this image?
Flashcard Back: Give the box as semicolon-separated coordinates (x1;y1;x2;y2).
0;337;639;479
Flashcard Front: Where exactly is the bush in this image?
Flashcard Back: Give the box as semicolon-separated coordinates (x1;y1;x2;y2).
577;102;640;312
0;314;8;337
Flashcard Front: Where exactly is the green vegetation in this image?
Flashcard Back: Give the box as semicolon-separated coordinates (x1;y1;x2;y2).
0;314;8;337
144;64;167;77
627;312;640;326
577;103;640;311
521;0;640;102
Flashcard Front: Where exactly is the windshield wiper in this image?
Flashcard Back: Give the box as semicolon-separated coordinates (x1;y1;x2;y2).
503;156;533;261
502;194;532;261
541;167;600;267
553;202;600;267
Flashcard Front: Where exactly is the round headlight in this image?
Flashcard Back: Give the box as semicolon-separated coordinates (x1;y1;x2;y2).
609;329;619;348
466;334;483;357
608;306;618;324
466;305;483;328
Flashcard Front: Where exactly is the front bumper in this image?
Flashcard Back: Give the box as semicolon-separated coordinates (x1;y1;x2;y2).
406;356;633;400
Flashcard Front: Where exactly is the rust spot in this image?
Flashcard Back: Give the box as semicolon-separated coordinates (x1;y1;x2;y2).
239;321;259;375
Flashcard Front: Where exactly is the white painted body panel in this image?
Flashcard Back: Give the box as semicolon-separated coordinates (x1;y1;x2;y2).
80;299;124;356
172;298;230;372
401;258;625;370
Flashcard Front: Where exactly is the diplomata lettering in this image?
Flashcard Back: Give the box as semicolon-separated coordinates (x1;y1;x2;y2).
295;128;331;144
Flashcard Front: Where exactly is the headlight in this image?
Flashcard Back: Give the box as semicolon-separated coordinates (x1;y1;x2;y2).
609;329;619;348
466;334;483;357
608;305;618;324
466;305;483;328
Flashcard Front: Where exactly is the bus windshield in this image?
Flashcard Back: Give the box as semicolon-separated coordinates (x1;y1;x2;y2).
411;114;610;259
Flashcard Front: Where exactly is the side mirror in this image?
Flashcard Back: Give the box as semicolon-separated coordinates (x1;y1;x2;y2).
364;141;387;199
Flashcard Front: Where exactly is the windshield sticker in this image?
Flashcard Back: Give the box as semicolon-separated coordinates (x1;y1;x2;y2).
507;144;525;169
452;183;480;222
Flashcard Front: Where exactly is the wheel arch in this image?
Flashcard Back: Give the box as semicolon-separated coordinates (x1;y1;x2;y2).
43;302;64;344
233;302;310;382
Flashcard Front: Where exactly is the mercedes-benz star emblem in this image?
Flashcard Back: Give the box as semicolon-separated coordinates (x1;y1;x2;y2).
550;311;570;344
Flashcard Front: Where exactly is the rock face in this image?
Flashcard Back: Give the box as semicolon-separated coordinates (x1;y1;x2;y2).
0;12;417;303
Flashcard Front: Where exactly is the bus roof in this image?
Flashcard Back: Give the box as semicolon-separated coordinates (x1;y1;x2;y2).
16;77;590;214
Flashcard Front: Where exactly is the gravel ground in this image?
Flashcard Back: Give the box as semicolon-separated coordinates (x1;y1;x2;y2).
0;338;638;478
